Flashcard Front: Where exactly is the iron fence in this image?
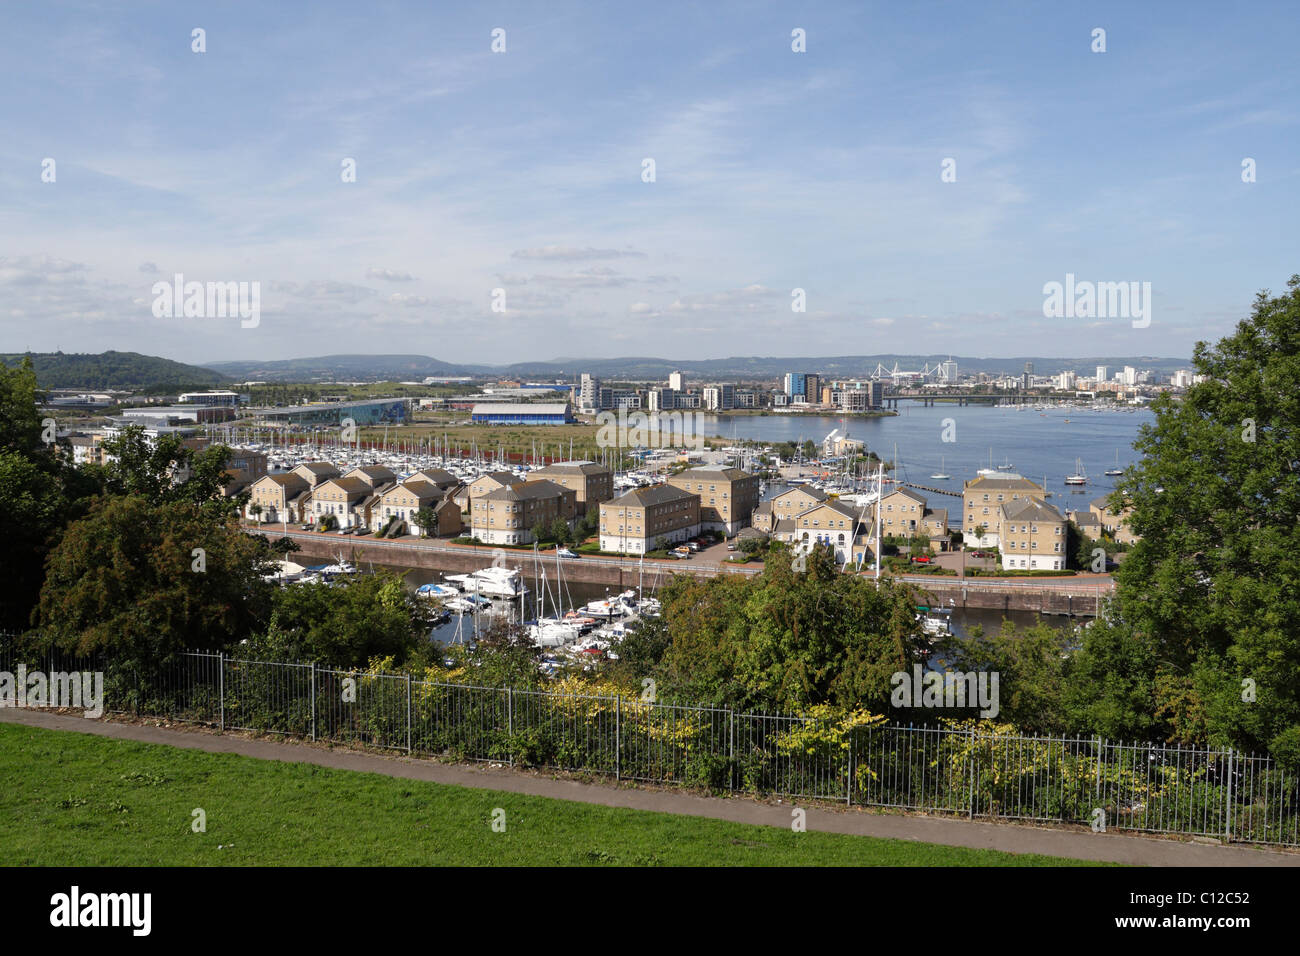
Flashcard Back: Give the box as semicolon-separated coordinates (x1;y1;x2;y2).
1;640;1297;846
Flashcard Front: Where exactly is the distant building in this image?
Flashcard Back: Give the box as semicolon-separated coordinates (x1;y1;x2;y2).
469;402;573;425
1095;365;1110;383
668;371;685;392
178;390;241;406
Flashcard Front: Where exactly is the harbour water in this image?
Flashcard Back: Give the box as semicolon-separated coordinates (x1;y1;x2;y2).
709;403;1153;522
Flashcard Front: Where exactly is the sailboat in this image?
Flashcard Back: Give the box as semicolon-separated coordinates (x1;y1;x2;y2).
1105;450;1123;476
930;455;951;480
996;455;1015;471
1064;458;1088;486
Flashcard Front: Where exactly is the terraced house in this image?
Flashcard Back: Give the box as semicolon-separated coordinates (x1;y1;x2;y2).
999;498;1067;570
666;466;759;534
247;472;310;524
375;479;462;537
962;474;1048;548
471;478;575;545
311;476;371;529
529;461;614;515
292;461;341;488
751;484;828;532
870;487;950;551
599;485;700;555
781;500;864;563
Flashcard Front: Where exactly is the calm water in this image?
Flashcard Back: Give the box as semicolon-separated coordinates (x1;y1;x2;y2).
710;404;1154;522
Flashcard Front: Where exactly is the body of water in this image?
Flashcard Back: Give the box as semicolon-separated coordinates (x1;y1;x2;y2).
710;404;1154;523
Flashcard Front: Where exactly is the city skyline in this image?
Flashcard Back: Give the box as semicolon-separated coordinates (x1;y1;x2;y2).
2;2;1296;364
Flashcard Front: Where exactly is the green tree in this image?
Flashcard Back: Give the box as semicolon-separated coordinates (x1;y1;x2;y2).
414;505;437;538
98;424;245;518
245;570;425;669
37;496;277;665
1111;275;1300;761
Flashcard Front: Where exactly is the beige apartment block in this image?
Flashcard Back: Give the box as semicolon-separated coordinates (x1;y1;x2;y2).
311;477;370;528
292;461;341;488
247;472;310;523
999;498;1067;570
375;479;462;536
529;461;614;515
751;484;828;532
784;501;863;562
1090;494;1141;545
599;485;700;555
471;478;575;545
666;466;760;534
343;465;397;490
962;475;1047;547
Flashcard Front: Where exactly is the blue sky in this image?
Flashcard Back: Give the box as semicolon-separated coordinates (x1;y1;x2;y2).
1;0;1296;367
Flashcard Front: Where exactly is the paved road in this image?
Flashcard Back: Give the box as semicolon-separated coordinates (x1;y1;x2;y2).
4;709;1295;867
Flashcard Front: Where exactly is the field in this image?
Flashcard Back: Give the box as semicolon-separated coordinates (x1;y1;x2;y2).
0;723;1098;866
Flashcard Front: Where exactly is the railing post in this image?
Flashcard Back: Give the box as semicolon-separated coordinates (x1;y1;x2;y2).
1225;748;1234;843
1095;736;1103;815
846;724;853;806
406;673;413;753
728;709;735;792
218;651;225;732
968;728;975;819
310;663;316;741
615;695;621;782
506;686;513;767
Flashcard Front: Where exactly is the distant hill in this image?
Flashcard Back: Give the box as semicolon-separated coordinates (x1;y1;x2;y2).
206;354;465;382
1;351;229;391
205;353;1193;383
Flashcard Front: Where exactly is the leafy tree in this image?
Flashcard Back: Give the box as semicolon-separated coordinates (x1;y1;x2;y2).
98;425;243;517
245;570;425;669
549;516;571;545
658;543;925;711
414;505;437;537
1110;275;1300;761
37;496;277;665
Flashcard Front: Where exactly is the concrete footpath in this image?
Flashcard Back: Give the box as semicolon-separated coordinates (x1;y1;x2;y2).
4;708;1296;867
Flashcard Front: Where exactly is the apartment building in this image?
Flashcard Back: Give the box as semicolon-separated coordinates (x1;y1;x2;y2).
666;466;759;534
751;484;829;532
529;461;614;515
1090;494;1141;545
962;475;1048;547
470;478;575;545
311;477;371;528
599;485;700;555
375;479;462;537
467;470;525;502
784;500;863;563
247;472;311;524
343;465;397;491
999;498;1067;570
407;467;459;492
292;461;341;488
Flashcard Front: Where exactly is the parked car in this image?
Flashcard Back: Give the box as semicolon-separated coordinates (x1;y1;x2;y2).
686;541;701;552
911;555;933;564
337;526;354;535
670;547;692;559
556;548;578;558
354;527;372;536
726;543;737;552
300;523;312;531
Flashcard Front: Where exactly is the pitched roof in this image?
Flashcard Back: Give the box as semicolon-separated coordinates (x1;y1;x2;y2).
390;479;442;500
345;465;396;481
472;470;524;486
1001;497;1064;522
319;477;369;495
411;467;458;485
963;475;1044;492
797;499;861;521
773;485;828;503
924;507;948;523
607;484;697;508
883;486;927;505
668;467;754;483
533;461;610;477
294;462;339;475
483;478;570;501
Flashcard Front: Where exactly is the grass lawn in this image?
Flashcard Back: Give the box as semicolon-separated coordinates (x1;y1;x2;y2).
0;724;1103;866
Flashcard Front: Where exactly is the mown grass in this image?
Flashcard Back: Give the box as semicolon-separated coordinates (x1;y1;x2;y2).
0;723;1104;866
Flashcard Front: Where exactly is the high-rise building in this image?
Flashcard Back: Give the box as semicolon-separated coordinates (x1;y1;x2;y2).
1095;365;1109;384
668;371;685;392
580;374;601;411
784;372;806;400
941;359;958;383
1123;366;1137;386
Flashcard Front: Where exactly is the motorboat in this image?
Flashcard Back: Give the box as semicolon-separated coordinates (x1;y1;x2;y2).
416;582;460;599
1064;458;1089;486
447;566;529;598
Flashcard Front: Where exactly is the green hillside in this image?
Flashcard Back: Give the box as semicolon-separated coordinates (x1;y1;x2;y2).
0;351;229;391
